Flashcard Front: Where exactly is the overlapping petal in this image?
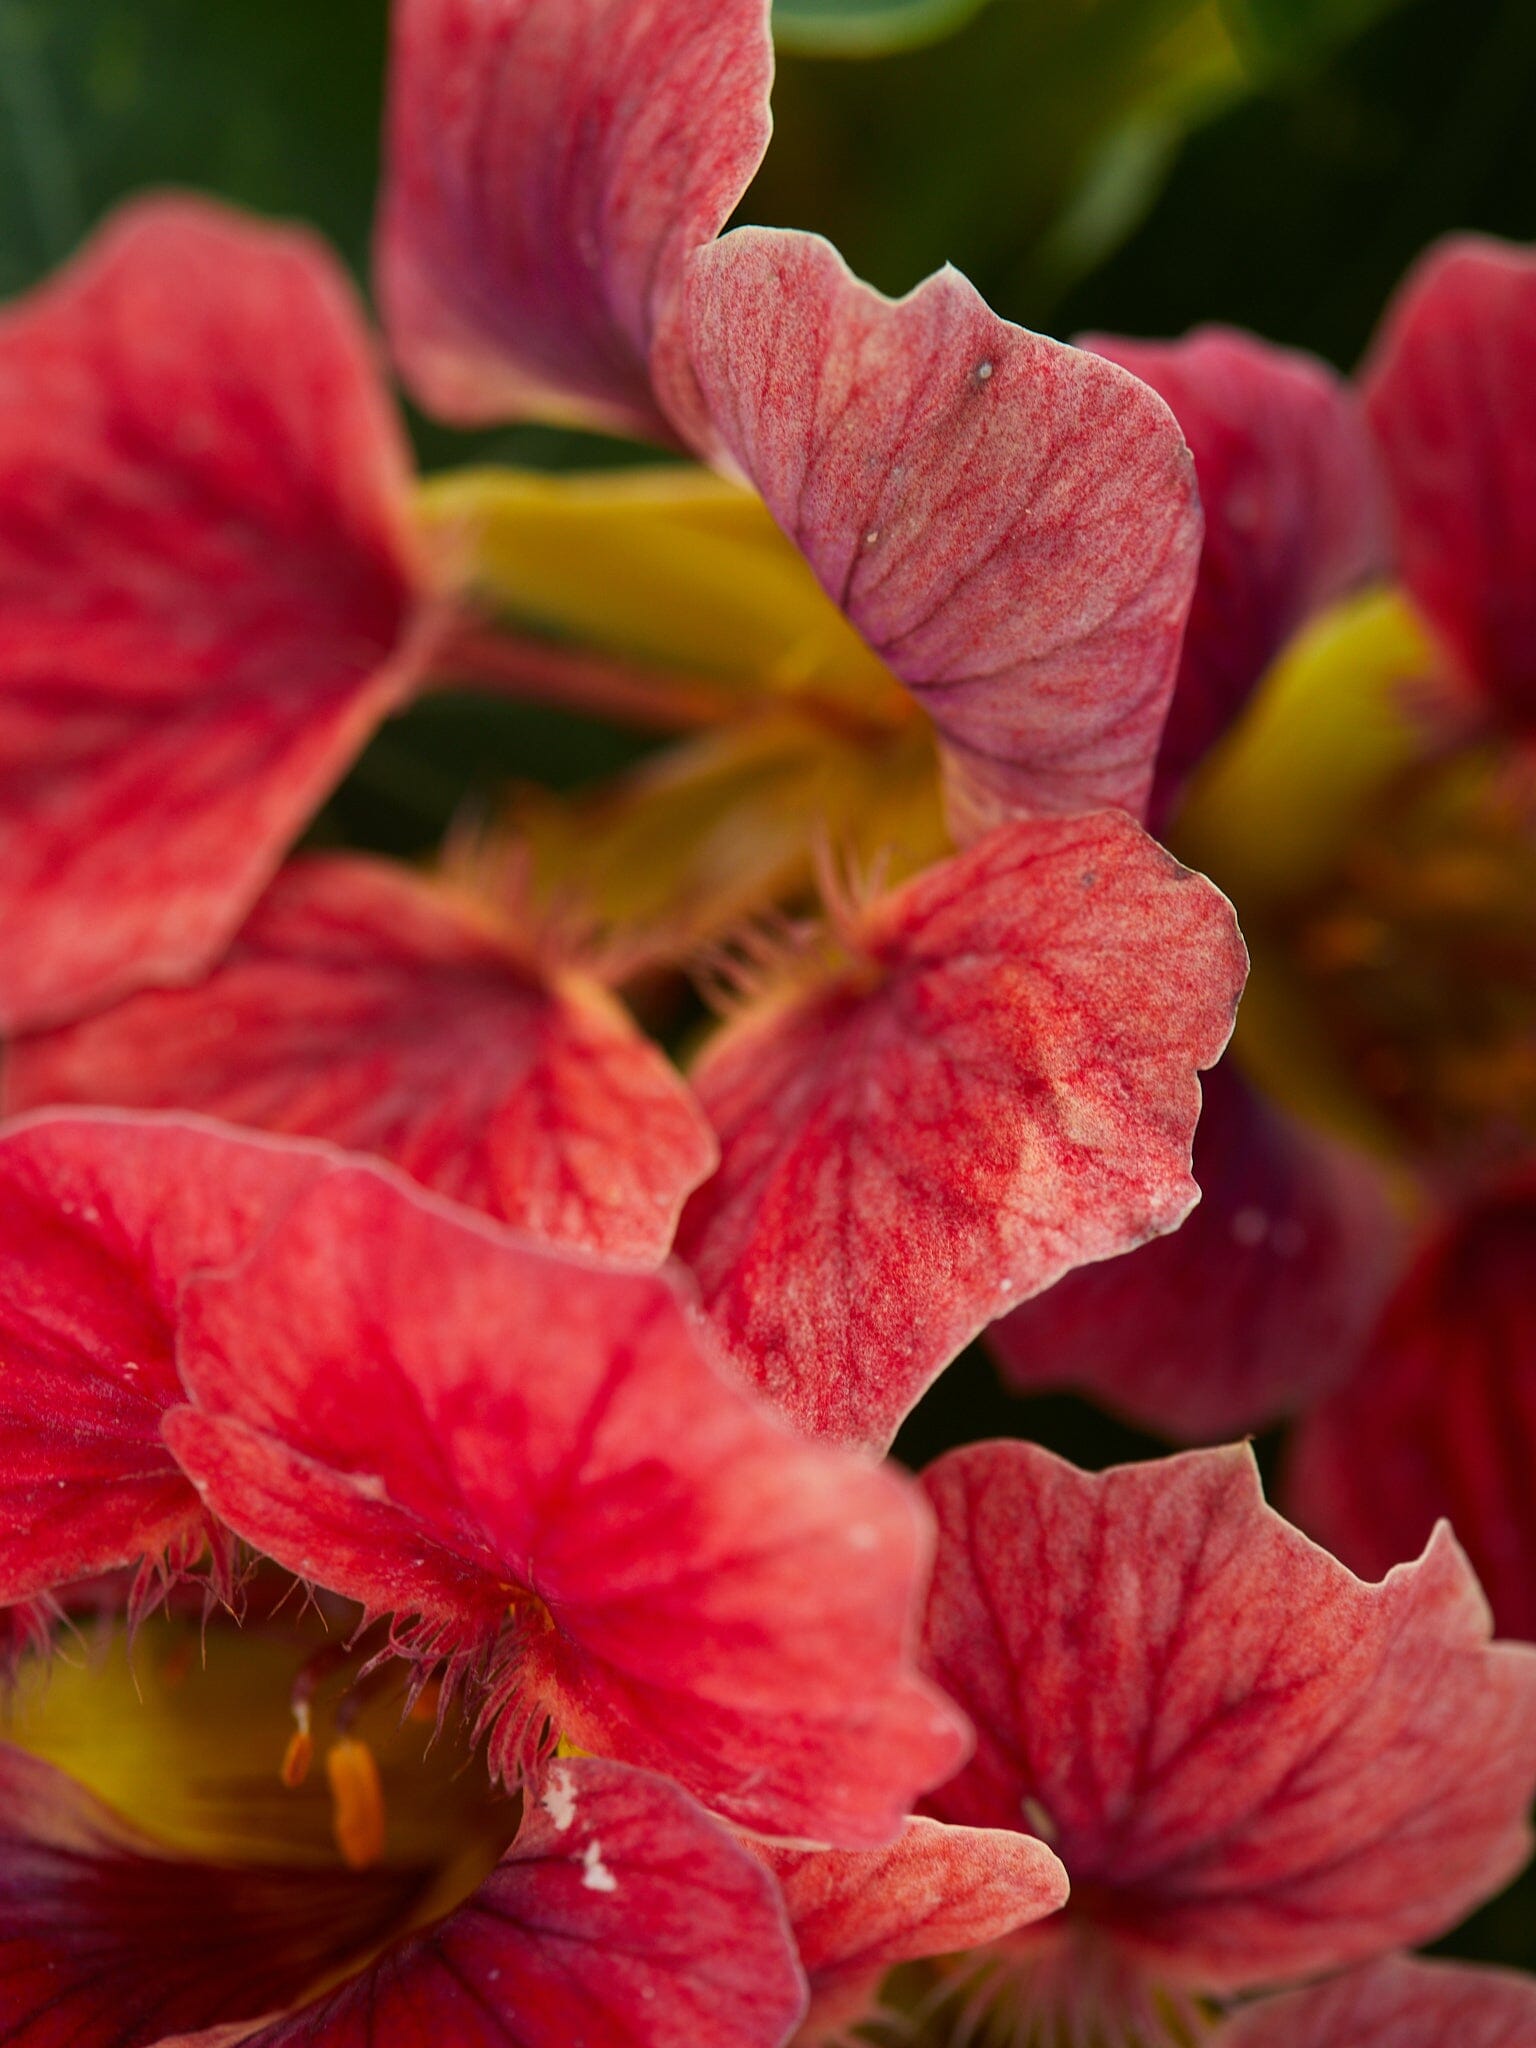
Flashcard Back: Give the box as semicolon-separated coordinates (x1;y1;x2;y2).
0;198;426;1034
162;1162;967;1846
0;1745;431;2048
1362;235;1536;724
920;1442;1536;1992
757;1818;1067;2043
684;229;1202;831
0;1746;806;2048
1218;1955;1536;2047
1286;1176;1536;1642
673;812;1245;1452
1084;326;1383;829
991;1060;1400;1441
0;1113;331;1614
378;0;773;445
6;856;716;1266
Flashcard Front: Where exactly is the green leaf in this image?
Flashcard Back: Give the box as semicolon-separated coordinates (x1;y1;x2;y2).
772;0;997;56
1222;0;1404;67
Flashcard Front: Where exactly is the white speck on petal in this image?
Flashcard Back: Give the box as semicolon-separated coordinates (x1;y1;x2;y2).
542;1765;578;1833
1231;1206;1268;1248
581;1838;618;1893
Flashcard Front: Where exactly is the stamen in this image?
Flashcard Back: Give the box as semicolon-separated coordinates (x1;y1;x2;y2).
326;1736;387;1871
280;1701;314;1789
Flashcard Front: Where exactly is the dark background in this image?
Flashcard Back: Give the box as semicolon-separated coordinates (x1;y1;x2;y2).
3;0;1532;1969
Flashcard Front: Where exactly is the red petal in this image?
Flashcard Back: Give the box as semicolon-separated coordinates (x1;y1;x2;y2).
0;1112;331;1610
673;814;1246;1452
164;1163;968;1847
920;1442;1536;1992
1362;236;1536;724
175;1760;805;2048
378;0;772;445
0;1743;433;2047
7;856;716;1267
1084;326;1384;829
0;198;423;1034
683;230;1201;831
1286;1176;1536;1643
1219;1955;1536;2047
990;1061;1400;1441
757;1818;1066;2040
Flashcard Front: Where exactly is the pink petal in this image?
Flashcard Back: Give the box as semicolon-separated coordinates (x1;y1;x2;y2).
683;229;1201;831
0;1112;332;1612
0;1742;433;2046
757;1817;1066;2041
179;1759;805;2048
378;0;773;445
1219;1955;1536;2047
1084;326;1384;830
673;813;1246;1453
164;1163;968;1847
920;1442;1536;1992
1362;235;1536;724
1286;1175;1536;1644
0;197;424;1034
7;855;716;1267
990;1060;1400;1441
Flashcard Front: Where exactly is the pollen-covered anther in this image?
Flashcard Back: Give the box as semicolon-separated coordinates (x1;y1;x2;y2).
326;1736;387;1871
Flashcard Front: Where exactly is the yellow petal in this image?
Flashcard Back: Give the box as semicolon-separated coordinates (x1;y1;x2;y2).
1174;588;1442;913
417;464;909;726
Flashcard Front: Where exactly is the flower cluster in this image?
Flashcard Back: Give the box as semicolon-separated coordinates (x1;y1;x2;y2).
0;3;1532;2045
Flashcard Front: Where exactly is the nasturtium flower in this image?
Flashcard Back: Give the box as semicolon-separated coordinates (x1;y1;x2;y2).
1216;1954;1536;2047
0;1110;966;1851
1;0;1248;1449
996;234;1536;1441
764;1441;1536;2044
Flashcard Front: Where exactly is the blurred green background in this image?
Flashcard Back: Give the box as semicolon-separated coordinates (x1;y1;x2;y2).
2;0;1533;1967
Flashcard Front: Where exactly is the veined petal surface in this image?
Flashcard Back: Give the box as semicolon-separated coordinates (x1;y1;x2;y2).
165;1164;967;1846
1085;326;1384;829
1218;1955;1536;2047
1362;235;1536;724
379;0;773;444
0;1113;331;1613
0;197;423;1033
674;812;1245;1452
685;229;1201;830
920;1442;1536;1991
6;856;716;1266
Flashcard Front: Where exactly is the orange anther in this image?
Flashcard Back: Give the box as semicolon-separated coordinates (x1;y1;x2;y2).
281;1724;315;1790
326;1737;387;1871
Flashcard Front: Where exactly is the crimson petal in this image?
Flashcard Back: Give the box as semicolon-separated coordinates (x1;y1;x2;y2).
378;0;772;446
6;856;716;1266
164;1163;967;1847
0;1744;432;2048
1084;326;1384;830
674;813;1245;1452
684;229;1201;831
920;1442;1536;1992
1218;1955;1536;2047
1362;235;1536;725
0;198;425;1033
0;1113;331;1614
990;1060;1399;1442
1286;1175;1536;1643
